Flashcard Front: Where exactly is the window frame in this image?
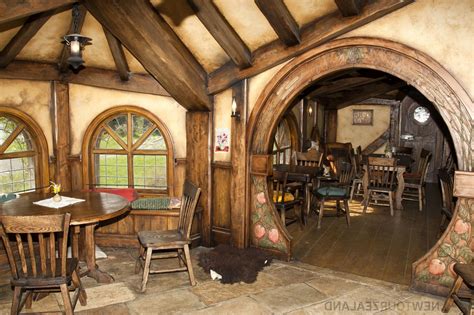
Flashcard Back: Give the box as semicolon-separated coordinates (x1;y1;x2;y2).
0;107;50;193
82;106;175;196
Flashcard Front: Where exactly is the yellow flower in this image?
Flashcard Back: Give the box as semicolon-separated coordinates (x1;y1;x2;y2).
50;181;61;194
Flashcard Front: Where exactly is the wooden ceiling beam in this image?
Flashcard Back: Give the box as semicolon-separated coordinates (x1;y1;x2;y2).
189;0;251;69
103;27;130;81
319;81;406;109
335;0;366;17
0;11;53;68
208;0;413;94
0;0;76;24
84;0;210;111
58;5;87;73
255;0;300;46
306;76;386;98
0;61;170;97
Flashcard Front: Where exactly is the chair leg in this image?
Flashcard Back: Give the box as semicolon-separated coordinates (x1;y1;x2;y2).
418;186;423;211
140;247;153;293
11;286;22;315
183;244;196;286
177;248;184;267
72;269;87;306
60;283;74;315
350;182;356;202
135;245;145;274
344;199;350;226
363;190;370;213
442;275;463;312
389;192;394;216
317;199;325;229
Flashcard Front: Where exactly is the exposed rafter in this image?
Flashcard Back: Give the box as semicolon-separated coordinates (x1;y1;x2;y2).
103;27;130;81
306;76;387;98
208;0;414;94
335;0;366;17
0;12;53;68
0;0;76;24
84;0;210;111
255;0;300;46
0;61;170;97
319;81;406;109
58;4;87;73
189;0;251;69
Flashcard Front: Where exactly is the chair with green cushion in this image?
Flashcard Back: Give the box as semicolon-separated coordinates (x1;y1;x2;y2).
313;160;353;229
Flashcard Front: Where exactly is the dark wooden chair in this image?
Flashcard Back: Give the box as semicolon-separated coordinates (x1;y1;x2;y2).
136;180;201;292
442;263;474;314
0;213;87;315
350;146;364;201
403;150;432;211
312;160;353;229
438;168;455;234
272;170;304;227
295;151;322;168
364;157;397;216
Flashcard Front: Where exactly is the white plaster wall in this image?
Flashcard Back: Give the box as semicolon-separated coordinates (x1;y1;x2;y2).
342;0;474;100
213;88;232;162
69;84;186;158
0;79;53;155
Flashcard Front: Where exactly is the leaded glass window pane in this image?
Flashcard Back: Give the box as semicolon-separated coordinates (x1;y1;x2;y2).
133;155;167;189
107;114;128;144
0;116;18;146
138;129;166;150
132;114;152;144
94;154;128;188
0;157;35;194
5;130;33;153
95;130;123;150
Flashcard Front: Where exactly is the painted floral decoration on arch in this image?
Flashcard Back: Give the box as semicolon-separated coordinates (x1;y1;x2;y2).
416;199;473;287
250;176;287;253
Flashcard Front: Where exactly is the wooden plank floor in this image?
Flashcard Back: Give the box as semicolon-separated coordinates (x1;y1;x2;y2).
288;183;442;285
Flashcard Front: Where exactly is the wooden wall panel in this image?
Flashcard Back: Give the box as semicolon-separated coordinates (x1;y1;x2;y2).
68;155;82;192
212;162;232;245
174;158;186;197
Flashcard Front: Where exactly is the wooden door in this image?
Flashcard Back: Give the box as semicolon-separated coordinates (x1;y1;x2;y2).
399;96;450;182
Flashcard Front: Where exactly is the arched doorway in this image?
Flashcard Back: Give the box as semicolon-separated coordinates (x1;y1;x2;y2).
247;37;473;295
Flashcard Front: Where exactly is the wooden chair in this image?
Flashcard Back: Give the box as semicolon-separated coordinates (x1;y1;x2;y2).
136;180;201;292
403;150;432;211
295;151;322;167
312;160;353;229
350;146;364;201
442;263;474;314
363;157;397;216
438;168;455;234
0;213;87;315
404;148;430;179
272;170;304;227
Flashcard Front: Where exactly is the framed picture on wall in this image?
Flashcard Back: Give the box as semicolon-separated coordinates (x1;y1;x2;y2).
352;109;373;125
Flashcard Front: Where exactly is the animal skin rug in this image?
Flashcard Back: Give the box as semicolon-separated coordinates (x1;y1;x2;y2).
198;244;272;284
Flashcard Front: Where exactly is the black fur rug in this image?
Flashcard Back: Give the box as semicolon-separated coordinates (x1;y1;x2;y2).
198;244;272;284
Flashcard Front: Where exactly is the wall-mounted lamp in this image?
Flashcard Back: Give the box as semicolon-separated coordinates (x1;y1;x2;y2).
231;97;240;120
62;4;91;70
308;106;313;116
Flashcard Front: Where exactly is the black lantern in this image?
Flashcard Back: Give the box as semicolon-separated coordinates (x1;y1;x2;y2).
62;5;91;69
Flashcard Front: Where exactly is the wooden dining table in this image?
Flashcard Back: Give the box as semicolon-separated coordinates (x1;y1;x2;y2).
273;164;321;222
0;191;130;283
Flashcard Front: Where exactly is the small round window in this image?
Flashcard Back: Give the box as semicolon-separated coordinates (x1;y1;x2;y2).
413;106;430;124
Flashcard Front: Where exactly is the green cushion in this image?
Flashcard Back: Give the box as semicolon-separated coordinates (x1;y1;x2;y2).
0;193;17;203
131;198;170;210
314;186;347;198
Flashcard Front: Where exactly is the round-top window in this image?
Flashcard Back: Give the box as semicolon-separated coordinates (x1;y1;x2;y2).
413;106;430;124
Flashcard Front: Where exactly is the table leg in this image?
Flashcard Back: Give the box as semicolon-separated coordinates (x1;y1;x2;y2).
84;224;114;283
304;183;311;224
395;168;405;210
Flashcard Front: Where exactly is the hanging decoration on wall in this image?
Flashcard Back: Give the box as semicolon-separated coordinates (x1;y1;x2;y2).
215;128;230;152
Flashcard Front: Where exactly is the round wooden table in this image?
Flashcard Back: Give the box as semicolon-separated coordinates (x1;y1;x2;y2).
0;191;130;283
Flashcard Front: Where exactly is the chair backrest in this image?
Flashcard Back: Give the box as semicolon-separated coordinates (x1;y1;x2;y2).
335;160;353;186
0;213;71;280
367;157;397;190
438;168;454;214
415;149;431;174
178;180;201;239
295;151;321;167
272;170;289;203
420;150;432;183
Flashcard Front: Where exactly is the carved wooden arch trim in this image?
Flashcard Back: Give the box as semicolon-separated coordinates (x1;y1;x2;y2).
82;105;175;195
0;106;50;190
247;37;474;292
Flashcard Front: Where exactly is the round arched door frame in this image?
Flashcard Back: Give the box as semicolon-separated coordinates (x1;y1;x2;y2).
82;105;176;195
247;37;473;293
0;106;50;191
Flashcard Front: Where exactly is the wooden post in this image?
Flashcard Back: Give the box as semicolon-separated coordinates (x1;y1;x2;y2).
186;112;211;246
52;81;72;192
325;109;338;143
230;80;248;248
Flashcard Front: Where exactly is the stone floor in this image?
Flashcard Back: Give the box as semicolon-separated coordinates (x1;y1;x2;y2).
0;247;462;314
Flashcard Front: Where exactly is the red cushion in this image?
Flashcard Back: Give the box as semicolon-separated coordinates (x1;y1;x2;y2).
87;188;138;202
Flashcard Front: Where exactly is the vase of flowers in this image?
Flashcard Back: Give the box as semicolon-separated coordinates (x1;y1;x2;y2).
50;181;62;202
